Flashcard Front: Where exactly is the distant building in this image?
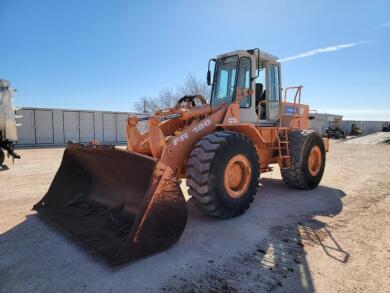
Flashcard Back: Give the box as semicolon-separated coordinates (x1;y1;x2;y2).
309;112;390;136
14;107;390;146
15;107;148;146
309;113;343;136
340;120;389;136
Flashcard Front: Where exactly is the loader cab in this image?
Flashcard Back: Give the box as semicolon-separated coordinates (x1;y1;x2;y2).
209;49;282;124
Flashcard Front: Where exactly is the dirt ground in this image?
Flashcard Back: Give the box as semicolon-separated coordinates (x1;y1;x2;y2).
1;134;390;293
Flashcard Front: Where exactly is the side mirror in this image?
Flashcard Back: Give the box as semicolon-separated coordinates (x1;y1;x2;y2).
248;48;260;81
207;58;216;86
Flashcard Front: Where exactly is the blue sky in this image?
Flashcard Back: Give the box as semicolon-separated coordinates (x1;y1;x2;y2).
0;0;389;120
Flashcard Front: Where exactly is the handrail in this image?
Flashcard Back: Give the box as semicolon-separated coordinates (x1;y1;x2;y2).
280;86;303;127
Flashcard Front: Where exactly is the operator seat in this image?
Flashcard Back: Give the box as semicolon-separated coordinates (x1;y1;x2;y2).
255;83;266;119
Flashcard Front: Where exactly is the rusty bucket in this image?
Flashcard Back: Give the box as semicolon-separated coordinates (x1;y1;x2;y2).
33;144;187;265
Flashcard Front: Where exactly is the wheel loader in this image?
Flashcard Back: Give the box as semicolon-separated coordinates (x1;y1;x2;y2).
34;49;329;265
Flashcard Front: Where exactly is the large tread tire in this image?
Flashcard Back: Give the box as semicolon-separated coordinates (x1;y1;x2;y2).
281;130;326;190
186;131;260;219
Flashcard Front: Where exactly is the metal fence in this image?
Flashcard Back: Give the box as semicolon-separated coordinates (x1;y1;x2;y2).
309;113;390;136
341;120;389;136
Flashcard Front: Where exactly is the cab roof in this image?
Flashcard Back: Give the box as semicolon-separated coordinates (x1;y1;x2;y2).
216;49;278;62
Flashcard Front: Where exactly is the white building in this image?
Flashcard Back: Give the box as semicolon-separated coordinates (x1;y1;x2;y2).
308;112;390;136
309;113;343;136
15;107;148;146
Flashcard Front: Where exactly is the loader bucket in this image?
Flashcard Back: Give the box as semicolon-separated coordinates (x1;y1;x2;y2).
33;144;187;265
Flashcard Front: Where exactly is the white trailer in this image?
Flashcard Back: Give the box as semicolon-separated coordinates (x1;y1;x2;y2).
15;108;148;146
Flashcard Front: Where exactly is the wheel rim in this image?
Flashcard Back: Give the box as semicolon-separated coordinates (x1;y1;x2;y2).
308;145;322;176
224;154;252;198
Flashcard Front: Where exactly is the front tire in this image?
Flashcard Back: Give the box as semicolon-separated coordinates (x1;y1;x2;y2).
281;130;326;189
186;131;260;219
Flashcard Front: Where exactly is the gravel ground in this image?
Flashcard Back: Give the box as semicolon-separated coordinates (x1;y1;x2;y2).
343;131;390;144
0;137;389;293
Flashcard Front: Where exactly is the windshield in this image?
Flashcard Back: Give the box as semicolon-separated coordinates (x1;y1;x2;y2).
211;56;238;107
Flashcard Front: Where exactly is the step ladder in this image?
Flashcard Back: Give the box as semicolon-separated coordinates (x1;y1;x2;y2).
274;128;291;168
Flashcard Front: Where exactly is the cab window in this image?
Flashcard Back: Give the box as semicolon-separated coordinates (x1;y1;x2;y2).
269;64;280;102
211;56;238;107
237;57;251;108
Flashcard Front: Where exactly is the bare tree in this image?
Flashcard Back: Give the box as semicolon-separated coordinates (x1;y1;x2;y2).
133;96;159;115
156;88;179;109
133;89;179;115
133;74;210;115
178;74;210;100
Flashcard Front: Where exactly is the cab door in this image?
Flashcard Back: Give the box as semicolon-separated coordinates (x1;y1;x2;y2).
236;56;258;123
267;63;282;121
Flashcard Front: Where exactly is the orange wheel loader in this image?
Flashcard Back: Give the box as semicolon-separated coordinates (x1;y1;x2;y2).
34;49;329;265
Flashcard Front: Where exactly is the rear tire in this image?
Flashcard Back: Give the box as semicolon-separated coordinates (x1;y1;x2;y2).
281;130;325;190
186;131;260;219
0;149;4;165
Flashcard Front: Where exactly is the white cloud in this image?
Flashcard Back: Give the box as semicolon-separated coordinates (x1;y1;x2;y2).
278;41;369;63
372;21;390;30
380;21;390;27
